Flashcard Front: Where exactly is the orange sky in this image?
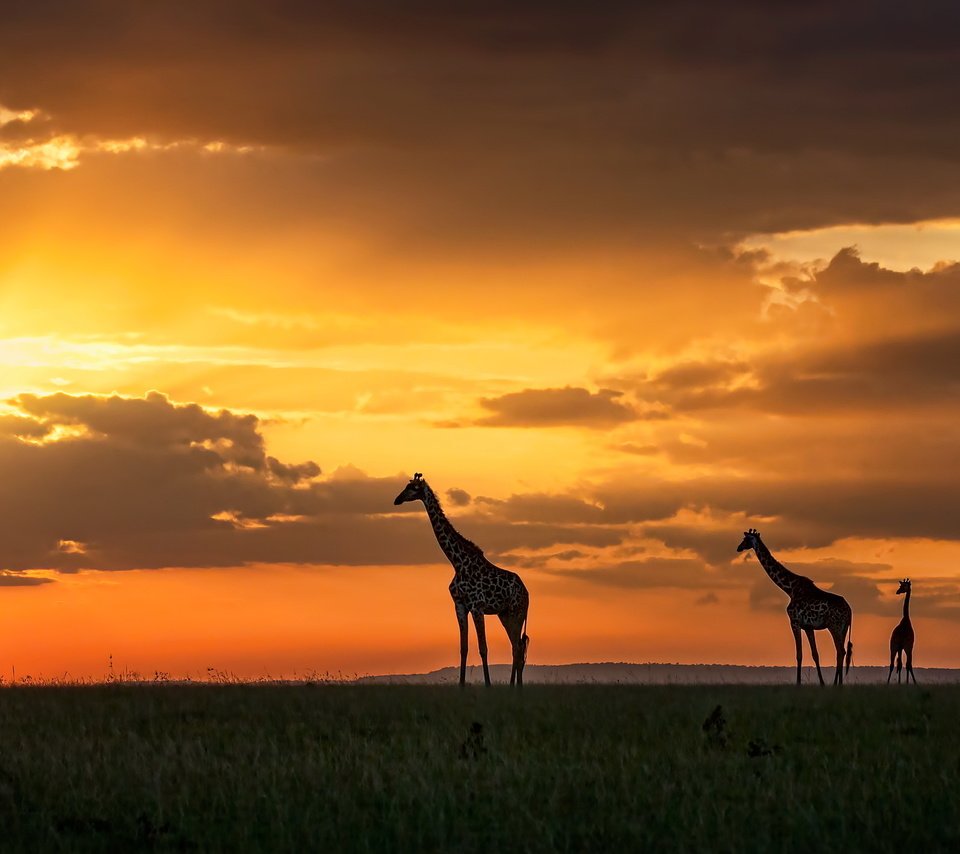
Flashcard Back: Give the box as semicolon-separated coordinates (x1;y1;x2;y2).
2;3;960;679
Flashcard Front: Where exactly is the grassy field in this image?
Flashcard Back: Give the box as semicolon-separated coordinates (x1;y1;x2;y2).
0;684;956;852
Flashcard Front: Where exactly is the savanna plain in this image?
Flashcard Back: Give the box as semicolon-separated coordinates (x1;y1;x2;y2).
0;682;954;852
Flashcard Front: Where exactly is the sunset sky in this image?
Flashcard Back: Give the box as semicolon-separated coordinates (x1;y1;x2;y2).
2;1;960;679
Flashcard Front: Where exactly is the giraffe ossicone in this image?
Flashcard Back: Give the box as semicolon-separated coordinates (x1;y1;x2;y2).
394;472;530;687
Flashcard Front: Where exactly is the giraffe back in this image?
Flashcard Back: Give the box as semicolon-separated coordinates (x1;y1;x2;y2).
450;555;528;616
787;579;851;632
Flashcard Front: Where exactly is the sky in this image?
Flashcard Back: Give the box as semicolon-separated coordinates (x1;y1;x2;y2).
2;1;960;679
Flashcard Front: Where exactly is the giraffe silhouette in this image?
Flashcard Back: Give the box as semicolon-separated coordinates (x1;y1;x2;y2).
394;473;530;686
888;578;917;684
737;529;853;685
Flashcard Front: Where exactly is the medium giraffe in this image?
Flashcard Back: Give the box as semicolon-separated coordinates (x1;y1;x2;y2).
888;579;916;685
737;529;853;685
394;473;530;686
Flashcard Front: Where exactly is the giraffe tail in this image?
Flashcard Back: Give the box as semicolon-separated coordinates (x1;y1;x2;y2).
845;616;853;676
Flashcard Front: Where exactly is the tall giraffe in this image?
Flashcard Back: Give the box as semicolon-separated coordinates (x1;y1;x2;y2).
737;529;853;685
394;473;530;686
888;579;916;684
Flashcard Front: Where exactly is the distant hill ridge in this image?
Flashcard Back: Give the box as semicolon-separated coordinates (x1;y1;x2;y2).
356;662;960;685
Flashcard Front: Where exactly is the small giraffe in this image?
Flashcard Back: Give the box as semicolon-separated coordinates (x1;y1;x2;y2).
394;473;530;686
888;579;917;685
737;529;853;685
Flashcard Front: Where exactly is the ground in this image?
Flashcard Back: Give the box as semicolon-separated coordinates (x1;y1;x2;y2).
0;684;955;851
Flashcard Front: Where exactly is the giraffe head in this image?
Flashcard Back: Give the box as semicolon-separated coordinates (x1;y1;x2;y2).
896;578;912;595
393;472;427;505
736;528;761;553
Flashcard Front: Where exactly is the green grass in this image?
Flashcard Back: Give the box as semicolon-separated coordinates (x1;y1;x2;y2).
0;684;956;852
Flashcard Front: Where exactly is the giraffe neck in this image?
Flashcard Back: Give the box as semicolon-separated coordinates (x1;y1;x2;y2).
753;539;801;596
903;588;911;620
421;483;468;570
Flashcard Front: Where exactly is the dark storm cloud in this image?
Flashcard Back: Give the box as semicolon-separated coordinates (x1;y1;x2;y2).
475;474;960;555
0;573;53;587
475;387;638;428
650;360;751;393
445;488;471;507
0;393;623;573
14;392;272;469
815;247;960;294
6;394;960;616
787;559;894;583
541;558;738;592
4;2;960;242
4;1;959;156
601;250;960;418
907;583;960;623
640;525;742;569
0;112;55;144
620;478;960;547
646;331;960;415
0;393;319;571
266;457;322;484
474;492;605;524
802;250;960;336
651;329;960;416
0;414;50;439
454;518;622;556
505;549;589;569
528;535;960;623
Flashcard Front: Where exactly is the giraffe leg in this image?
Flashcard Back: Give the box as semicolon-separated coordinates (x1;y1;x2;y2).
805;628;825;686
472;611;491;686
896;651;903;684
455;602;469;687
906;648;916;684
831;633;845;686
498;612;522;686
792;624;802;685
887;647;896;684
